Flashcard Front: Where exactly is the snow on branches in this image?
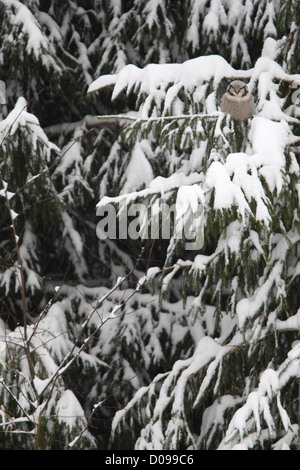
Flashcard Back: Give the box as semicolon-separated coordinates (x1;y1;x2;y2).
89;53;300;450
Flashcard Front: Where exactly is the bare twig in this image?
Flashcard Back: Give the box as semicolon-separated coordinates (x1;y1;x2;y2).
0;378;34;425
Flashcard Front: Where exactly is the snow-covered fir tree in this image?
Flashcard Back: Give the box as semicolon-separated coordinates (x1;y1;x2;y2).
0;0;299;450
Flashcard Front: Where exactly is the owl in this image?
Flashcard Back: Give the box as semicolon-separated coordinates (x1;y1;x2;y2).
221;80;254;121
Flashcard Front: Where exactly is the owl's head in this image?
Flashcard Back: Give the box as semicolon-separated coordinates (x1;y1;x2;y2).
226;80;249;98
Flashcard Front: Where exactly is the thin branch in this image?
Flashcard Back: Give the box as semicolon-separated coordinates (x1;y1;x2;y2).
28;264;71;344
96;112;300;127
97;112;220;124
44;109;300;139
0;379;34;425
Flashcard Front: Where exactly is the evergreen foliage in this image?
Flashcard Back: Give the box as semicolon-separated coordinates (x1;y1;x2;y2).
0;0;299;450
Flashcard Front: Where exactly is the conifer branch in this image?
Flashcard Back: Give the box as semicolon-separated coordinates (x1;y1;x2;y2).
9;128;95;201
0;173;36;387
45;110;300;140
0;88;45;148
89;75;300;94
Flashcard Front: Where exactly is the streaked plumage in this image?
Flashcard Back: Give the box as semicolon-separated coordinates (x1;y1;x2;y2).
221;80;254;121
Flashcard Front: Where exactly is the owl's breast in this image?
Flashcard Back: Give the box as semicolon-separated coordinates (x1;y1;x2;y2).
221;94;254;121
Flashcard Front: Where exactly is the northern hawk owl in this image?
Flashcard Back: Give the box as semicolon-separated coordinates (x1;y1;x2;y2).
221;80;254;121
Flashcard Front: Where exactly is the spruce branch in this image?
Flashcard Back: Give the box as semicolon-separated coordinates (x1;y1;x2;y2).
88;75;300;95
9;128;95;201
0;88;45;148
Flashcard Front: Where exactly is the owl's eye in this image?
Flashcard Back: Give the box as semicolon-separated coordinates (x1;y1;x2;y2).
227;83;248;96
239;85;248;96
